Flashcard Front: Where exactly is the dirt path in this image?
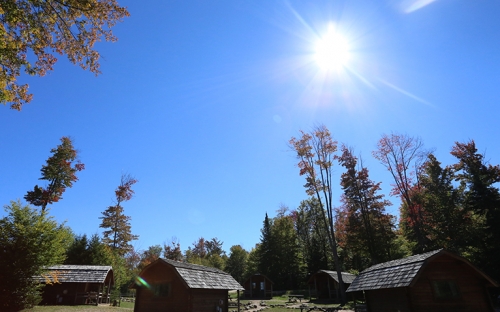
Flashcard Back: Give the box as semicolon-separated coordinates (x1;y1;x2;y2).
235;300;354;312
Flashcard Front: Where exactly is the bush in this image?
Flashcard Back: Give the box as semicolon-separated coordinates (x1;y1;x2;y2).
0;201;72;311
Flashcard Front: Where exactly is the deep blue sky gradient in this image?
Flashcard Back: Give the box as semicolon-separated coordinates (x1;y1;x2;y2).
1;0;500;253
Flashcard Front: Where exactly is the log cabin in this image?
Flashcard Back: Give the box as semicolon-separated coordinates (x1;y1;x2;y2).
346;249;498;312
133;258;244;312
37;265;113;305
243;273;273;298
307;270;356;300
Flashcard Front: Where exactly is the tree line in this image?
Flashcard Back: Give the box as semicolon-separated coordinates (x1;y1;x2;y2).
288;125;500;303
0;137;139;311
2;126;500;310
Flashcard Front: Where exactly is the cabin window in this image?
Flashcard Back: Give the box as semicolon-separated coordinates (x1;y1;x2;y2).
431;280;460;299
153;283;171;298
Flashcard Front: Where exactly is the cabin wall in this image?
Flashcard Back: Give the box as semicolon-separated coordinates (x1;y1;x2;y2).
191;289;228;312
365;255;495;312
365;288;411;312
134;263;189;312
410;256;493;312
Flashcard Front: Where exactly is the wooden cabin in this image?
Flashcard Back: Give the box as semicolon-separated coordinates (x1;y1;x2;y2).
37;265;113;305
346;249;499;312
243;274;273;298
133;258;244;312
307;270;356;300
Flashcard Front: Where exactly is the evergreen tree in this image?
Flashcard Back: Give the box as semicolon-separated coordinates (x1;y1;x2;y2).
25;137;84;212
99;174;138;256
271;210;303;289
450;140;500;281
0;201;72;311
257;213;276;280
414;154;471;253
65;234;91;265
65;233;113;265
337;146;396;266
257;209;304;290
294;198;330;274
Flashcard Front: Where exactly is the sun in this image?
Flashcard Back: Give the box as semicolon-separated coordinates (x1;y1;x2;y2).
314;25;351;71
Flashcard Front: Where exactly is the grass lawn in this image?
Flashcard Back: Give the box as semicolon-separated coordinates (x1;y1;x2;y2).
23;303;133;312
23;296;356;311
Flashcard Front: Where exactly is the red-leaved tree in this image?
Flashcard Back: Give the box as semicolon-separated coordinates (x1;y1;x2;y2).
372;133;429;253
289;125;346;304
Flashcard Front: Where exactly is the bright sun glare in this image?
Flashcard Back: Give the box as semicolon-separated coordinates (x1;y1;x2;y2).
314;25;351;71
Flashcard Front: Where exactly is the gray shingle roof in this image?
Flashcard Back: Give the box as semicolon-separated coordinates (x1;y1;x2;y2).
35;265;113;284
317;271;357;284
346;249;442;292
160;259;244;290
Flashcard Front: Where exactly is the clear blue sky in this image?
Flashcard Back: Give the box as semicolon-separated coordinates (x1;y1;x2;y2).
1;0;500;254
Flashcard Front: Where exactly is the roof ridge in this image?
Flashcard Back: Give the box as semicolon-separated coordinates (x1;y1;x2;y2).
362;249;442;273
46;265;112;270
160;258;227;274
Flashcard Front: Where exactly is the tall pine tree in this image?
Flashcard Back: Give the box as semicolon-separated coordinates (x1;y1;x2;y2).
450;140;500;281
99;174;138;256
337;146;396;267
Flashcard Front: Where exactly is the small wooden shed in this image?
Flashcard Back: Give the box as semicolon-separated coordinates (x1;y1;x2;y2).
134;258;244;312
346;249;499;312
243;274;274;298
37;265;113;305
307;270;356;300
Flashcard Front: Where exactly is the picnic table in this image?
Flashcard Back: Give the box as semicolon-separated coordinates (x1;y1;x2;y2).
288;294;304;302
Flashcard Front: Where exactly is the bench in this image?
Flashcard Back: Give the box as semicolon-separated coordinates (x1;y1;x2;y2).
288;294;304;302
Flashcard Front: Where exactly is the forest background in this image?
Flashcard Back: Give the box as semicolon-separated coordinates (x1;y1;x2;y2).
2;126;499;309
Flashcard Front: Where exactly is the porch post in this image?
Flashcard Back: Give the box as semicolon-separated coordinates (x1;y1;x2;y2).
314;278;317;300
107;277;112;304
237;290;240;312
327;277;331;299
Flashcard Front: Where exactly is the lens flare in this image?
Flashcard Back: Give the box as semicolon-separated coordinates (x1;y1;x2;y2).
135;276;151;289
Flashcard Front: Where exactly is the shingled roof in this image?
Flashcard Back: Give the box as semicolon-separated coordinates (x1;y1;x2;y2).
311;270;357;284
157;259;244;290
346;249;442;292
36;265;113;284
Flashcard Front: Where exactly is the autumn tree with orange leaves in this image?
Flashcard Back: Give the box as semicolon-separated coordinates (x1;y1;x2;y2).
289;125;346;304
163;238;183;261
0;0;129;110
25;136;84;213
99;174;138;256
